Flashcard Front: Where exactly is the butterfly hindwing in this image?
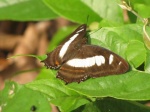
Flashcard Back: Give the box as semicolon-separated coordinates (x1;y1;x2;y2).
57;45;129;83
57;64;87;83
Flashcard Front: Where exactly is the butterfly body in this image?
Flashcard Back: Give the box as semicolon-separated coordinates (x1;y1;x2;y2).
42;24;129;84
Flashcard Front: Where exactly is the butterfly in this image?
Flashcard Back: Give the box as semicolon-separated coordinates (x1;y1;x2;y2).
42;24;129;84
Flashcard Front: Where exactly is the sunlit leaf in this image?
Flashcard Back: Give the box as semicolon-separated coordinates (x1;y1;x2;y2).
0;0;58;21
43;0;101;24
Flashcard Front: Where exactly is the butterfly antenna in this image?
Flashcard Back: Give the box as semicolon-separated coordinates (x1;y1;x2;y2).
86;15;89;25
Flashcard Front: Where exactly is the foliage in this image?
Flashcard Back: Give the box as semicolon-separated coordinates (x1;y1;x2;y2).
1;0;150;112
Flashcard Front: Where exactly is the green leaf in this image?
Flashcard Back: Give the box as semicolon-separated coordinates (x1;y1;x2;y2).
8;54;47;61
145;50;150;72
51;97;89;112
36;68;56;80
82;0;124;23
143;25;150;50
67;71;150;100
81;98;150;112
99;19;123;27
134;4;150;18
26;78;90;112
89;24;143;58
89;24;147;69
1;84;51;112
0;0;58;21
126;40;146;68
82;102;100;112
128;0;150;18
74;98;150;112
0;81;18;106
43;0;101;24
129;0;150;5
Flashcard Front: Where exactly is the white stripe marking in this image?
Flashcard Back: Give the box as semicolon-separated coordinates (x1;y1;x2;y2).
109;54;114;65
95;56;105;66
85;57;94;67
67;55;105;67
76;28;84;33
119;61;122;65
59;33;79;58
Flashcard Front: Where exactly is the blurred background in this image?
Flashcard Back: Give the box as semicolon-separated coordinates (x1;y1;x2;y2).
0;19;75;112
0;18;73;90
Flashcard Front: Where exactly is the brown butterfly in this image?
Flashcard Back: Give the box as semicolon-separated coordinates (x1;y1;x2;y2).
42;24;129;84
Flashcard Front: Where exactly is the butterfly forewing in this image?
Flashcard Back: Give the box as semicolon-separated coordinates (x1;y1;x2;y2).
42;24;87;69
42;45;63;69
58;24;87;60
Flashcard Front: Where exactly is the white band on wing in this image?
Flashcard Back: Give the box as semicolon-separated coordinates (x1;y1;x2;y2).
59;33;79;58
66;55;105;67
109;54;114;65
